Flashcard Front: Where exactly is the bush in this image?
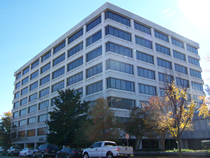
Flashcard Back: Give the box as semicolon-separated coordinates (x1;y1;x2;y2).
201;140;210;150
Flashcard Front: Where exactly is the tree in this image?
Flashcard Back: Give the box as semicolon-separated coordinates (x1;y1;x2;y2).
163;82;196;158
0;111;12;147
47;89;90;146
144;96;170;151
85;98;120;143
124;107;148;150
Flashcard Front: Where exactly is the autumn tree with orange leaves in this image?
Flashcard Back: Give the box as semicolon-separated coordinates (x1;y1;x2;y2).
144;96;171;151
85;98;120;143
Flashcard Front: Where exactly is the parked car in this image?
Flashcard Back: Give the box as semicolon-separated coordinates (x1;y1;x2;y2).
0;146;8;156
56;147;82;158
33;144;59;158
19;148;35;157
82;141;133;158
7;145;22;156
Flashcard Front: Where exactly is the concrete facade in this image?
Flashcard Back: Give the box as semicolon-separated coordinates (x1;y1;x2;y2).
12;2;205;149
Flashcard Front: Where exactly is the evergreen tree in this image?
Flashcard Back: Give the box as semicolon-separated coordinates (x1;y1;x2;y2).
47;89;89;146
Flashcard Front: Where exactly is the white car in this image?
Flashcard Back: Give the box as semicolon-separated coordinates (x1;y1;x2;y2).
19;148;34;157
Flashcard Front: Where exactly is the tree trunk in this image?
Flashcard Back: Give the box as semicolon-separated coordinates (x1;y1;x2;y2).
135;136;142;150
160;134;165;151
177;135;182;158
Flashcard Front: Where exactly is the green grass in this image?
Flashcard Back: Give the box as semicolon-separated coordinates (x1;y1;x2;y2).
165;149;210;153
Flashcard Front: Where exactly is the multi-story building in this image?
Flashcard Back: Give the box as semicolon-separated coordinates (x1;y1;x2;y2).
12;2;205;149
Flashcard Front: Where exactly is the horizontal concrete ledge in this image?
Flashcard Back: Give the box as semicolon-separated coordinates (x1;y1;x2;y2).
134;151;210;156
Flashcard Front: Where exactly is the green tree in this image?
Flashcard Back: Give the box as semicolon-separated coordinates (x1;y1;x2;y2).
85;98;120;143
0;112;12;147
124;107;148;150
144;96;170;151
47;89;89;146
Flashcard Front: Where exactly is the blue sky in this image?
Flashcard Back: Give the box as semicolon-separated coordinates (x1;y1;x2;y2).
1;0;210;115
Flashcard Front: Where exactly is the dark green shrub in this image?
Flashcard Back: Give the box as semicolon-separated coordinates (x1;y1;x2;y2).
201;140;210;150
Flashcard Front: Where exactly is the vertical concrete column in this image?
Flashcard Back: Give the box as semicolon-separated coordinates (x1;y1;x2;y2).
101;12;106;98
82;25;86;98
139;139;143;149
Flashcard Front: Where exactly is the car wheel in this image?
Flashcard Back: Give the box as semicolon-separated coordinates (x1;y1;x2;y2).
32;152;36;158
41;153;45;158
66;154;69;158
83;153;89;158
106;152;113;158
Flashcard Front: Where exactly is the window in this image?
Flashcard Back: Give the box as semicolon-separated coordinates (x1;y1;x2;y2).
106;59;133;74
107;78;135;92
21;87;28;95
86;31;102;46
14;91;20;98
190;69;201;78
86;46;102;62
67;72;83;86
54;41;65;54
39;88;49;97
159;88;167;96
105;11;130;26
30;70;39;80
68;28;83;44
12;122;18;128
15;82;20;89
13;112;18;118
134;22;151;35
135;36;152;49
19;120;26;126
37;127;46;135
14;102;19;108
31;60;39;69
27;129;35;137
137;67;155;80
107;97;135;110
41;63;51;73
158;73;173;83
39;100;49;110
38;114;48;123
29;93;37;102
68;42;83;57
136;51;154;64
52;67;65;79
187;45;198;54
172;38;184;48
87;16;101;32
23;67;29;75
22;77;29;85
16;73;21;80
191;82;203;91
106;26;131;42
156;44;170;55
139;101;149;108
67;57;83;72
30;81;38;91
41;51;51;62
86;63;102;78
138;84;156;95
53;53;65;66
106;42;132;58
52;81;64;92
28;105;37;113
20;98;27;105
74;88;83;97
18;131;25;138
188;56;200;66
157;58;172;69
176;78;189;88
20;108;27;116
86;80;103;95
40;74;50;85
173;50;186;61
175;64;187;74
154;30;169;42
